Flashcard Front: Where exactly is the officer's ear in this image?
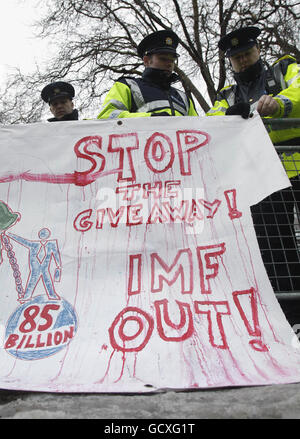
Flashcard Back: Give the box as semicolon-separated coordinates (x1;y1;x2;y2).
143;54;152;67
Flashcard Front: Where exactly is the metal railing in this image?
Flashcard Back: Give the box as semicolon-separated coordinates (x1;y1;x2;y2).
260;118;300;300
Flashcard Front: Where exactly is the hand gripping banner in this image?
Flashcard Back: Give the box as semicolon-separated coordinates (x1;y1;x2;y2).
0;115;299;393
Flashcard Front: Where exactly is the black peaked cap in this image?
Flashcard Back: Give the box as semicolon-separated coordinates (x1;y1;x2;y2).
137;30;179;58
41;81;75;104
218;26;261;57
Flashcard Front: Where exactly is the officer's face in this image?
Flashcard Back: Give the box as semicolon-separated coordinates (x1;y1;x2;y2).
230;45;260;73
143;53;176;74
50;97;74;119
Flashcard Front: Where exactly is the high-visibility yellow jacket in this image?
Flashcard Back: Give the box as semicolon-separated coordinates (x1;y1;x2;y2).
97;68;198;119
207;56;300;178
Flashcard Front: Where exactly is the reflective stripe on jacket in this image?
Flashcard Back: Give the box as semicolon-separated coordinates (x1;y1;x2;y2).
97;70;198;119
206;55;300;178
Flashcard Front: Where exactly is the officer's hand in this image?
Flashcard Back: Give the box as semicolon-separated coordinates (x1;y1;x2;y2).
256;95;279;117
225;103;251;119
151;112;170;117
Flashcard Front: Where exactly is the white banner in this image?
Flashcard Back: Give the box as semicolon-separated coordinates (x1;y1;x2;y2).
0;115;299;393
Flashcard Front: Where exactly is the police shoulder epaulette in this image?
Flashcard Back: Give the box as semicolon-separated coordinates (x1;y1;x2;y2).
220;84;235;92
272;55;297;66
116;75;139;82
219;84;236;106
270;55;297;92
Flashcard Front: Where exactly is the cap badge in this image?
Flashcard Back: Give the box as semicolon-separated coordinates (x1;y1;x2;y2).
231;38;239;47
165;37;173;45
54;88;61;94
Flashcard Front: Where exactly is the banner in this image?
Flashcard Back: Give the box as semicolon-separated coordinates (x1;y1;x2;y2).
0;115;299;393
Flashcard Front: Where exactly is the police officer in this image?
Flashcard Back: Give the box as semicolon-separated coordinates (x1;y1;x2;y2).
207;26;300;293
97;29;198;119
41;81;79;121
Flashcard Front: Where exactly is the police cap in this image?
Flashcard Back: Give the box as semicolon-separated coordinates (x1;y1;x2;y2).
218;26;261;57
137;30;179;59
41;81;75;104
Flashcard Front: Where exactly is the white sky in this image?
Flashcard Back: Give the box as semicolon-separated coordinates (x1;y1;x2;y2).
0;1;208;115
0;1;48;84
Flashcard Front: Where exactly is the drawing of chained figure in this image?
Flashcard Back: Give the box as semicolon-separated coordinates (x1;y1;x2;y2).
0;201;61;303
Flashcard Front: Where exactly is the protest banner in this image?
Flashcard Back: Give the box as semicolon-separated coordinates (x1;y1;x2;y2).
0;114;299;393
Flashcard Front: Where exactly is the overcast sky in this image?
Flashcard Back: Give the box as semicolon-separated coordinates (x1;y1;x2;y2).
0;1;48;85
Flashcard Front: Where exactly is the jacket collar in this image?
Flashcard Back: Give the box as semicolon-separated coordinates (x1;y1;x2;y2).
142;67;179;89
234;58;264;84
48;109;79;122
